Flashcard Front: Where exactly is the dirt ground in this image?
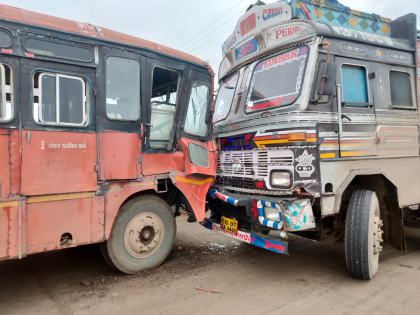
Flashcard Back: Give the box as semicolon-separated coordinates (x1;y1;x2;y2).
1;214;420;315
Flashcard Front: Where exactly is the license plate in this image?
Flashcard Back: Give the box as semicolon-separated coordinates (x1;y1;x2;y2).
221;216;238;235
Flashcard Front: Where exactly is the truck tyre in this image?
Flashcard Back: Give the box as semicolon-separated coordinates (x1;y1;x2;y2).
103;195;176;274
345;190;383;280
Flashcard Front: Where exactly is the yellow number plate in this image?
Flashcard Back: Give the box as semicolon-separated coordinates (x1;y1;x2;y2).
221;216;238;235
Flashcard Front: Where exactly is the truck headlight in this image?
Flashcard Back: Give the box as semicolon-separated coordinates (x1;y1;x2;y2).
270;171;291;187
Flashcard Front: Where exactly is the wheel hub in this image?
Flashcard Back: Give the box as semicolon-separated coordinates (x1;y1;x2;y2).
373;216;384;254
124;211;165;259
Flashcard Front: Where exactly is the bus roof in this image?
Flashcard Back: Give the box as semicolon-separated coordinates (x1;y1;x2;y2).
0;4;209;69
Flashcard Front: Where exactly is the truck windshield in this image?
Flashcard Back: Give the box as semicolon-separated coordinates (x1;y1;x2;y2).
245;46;308;113
213;73;239;123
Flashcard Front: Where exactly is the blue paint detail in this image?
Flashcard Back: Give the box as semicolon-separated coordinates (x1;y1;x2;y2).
226;136;245;142
262;219;268;226
250;234;287;254
225;196;237;206
235;38;258;61
226;147;232;151
341;65;369;103
204;219;213;229
208;189;215;198
336;14;348;25
233;146;242;150
273;221;279;229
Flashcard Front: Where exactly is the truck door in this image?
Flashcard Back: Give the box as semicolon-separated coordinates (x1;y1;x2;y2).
336;57;378;157
370;62;419;156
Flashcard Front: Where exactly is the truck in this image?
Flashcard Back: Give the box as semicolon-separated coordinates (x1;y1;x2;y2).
204;0;419;280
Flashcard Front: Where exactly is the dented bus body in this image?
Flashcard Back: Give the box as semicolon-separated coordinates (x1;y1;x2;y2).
205;0;420;279
0;5;216;273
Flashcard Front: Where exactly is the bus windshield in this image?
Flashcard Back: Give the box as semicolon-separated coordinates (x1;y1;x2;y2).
213;73;239;123
245;46;308;113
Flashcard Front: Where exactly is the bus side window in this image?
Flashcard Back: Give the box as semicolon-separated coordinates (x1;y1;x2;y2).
105;57;140;121
0;63;13;122
33;72;89;126
149;67;180;149
390;70;413;108
341;65;369;104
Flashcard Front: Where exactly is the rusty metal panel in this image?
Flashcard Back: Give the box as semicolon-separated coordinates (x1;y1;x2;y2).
91;196;105;242
0;134;10;198
26;198;92;255
9;130;21;196
99;132;139;180
141;152;186;176
21;130;97;195
6;204;19;259
0;204;9;259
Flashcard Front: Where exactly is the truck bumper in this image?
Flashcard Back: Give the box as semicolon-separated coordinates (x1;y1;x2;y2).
202;218;288;255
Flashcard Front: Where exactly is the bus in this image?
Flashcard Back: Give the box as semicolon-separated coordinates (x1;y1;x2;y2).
204;0;419;280
0;5;216;274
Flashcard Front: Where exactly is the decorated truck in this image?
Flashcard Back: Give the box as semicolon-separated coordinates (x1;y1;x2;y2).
204;0;419;280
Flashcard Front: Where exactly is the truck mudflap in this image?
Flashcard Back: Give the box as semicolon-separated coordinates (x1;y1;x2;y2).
202;219;288;255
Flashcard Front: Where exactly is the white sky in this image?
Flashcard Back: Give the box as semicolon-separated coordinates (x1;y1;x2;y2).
3;0;420;84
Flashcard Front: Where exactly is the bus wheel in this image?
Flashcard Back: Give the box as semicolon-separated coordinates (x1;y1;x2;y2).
104;195;176;274
345;190;383;280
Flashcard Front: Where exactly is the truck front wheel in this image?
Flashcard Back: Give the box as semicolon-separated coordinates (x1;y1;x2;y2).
345;190;383;280
102;195;176;274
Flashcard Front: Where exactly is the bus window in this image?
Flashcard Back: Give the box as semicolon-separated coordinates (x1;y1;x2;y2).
390;70;413;107
106;57;140;121
184;83;210;137
341;65;369;104
0;63;13;122
33;72;88;126
149;67;180;149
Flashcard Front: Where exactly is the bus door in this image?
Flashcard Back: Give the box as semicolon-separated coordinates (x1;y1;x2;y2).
177;68;215;176
336;57;378;157
97;51;142;180
20;60;98;195
141;58;189;175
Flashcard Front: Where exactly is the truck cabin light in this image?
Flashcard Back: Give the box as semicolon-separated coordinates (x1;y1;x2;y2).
271;171;291;187
288;132;306;141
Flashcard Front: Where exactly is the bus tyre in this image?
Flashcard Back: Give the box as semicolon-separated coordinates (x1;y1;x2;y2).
345;190;383;280
104;195;176;274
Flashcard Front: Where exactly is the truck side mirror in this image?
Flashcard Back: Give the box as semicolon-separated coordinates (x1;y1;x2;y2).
316;62;338;96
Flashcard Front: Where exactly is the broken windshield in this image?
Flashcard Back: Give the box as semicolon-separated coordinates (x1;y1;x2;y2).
245;46;308;113
213;73;239;123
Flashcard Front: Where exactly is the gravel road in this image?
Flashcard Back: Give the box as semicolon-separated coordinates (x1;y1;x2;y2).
1;214;420;315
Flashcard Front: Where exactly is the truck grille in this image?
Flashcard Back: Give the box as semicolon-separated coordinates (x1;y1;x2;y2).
218;149;294;181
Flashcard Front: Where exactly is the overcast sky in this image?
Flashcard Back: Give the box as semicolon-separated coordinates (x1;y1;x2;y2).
3;0;420;83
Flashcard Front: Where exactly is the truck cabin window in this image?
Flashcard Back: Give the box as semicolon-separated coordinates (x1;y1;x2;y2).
184;83;210;137
106;57;140;121
0;63;13;122
33;72;88;126
390;71;413;107
245;47;308;113
213;73;239;123
341;65;369;104
149;67;180;149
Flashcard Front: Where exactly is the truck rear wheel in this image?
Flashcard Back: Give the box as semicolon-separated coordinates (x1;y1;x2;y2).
102;195;176;274
345;190;383;280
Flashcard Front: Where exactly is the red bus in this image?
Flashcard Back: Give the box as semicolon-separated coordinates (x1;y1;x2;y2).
0;5;216;274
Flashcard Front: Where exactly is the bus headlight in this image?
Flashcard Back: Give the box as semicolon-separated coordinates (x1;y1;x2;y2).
270;171;291;188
